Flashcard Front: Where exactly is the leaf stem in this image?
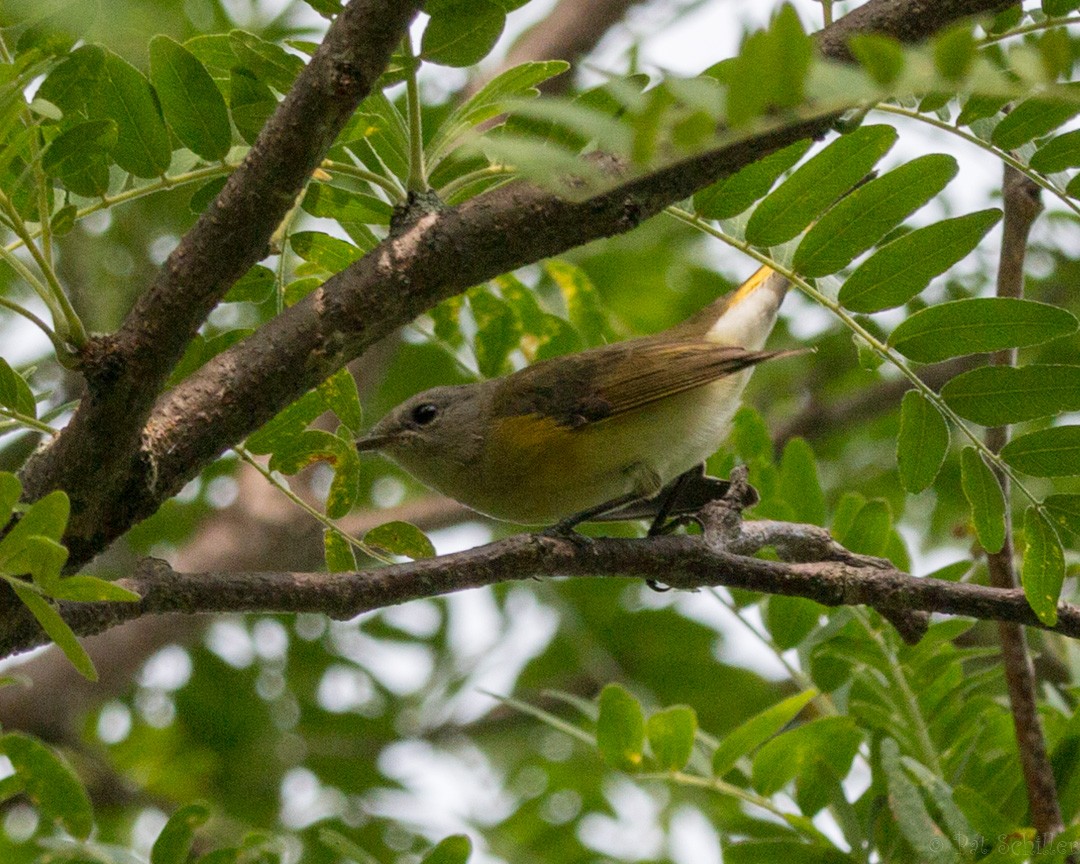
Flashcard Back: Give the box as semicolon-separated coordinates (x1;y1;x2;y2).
437;164;516;200
234;446;394;565
980;15;1080;46
0;189;85;347
402;37;427;193
872;103;1080;221
0;295;76;365
321;159;404;200
0;405;57;435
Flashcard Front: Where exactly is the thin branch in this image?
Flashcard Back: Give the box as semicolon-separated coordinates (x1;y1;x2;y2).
986;164;1064;845
5;503;1080;663
492;0;640;95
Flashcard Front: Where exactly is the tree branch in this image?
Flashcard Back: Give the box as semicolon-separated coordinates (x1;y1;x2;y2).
4;507;1080;663
16;0;423;565
986;163;1063;845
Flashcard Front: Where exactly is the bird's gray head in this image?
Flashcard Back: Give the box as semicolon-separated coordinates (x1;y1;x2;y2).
355;384;489;478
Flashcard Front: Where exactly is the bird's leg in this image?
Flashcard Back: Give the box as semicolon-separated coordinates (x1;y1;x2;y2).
543;491;643;537
646;466;698;537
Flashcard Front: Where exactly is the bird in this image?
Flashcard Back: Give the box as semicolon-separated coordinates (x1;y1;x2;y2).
356;265;793;532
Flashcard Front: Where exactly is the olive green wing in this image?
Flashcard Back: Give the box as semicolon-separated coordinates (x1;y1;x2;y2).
495;339;789;428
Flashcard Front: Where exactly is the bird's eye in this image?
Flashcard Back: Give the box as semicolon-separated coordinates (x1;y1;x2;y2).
411;403;439;426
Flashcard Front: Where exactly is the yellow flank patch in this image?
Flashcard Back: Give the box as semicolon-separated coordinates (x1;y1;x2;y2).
490;413;567;453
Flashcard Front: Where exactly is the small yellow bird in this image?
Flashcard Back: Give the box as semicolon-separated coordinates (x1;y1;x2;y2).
356;265;793;530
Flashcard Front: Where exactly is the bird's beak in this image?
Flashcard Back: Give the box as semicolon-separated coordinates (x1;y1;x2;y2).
354;432;398;452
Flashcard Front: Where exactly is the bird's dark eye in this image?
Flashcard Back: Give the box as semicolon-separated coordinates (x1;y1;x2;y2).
411;403;439;426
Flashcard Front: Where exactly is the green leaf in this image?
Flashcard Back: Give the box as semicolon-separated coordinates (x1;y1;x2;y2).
896;391;949;493
149;36;230;161
152;802;211;864
13;536;67;592
325;436;360;519
693;139;811;220
245;388;327;454
1045;0;1080;14
0;489;70;570
318;828;380;864
838;209;1001;313
168;329;253;386
269;428;342;474
1002;426;1080;477
960;447;1005;554
745;125;897;247
933;24;976;80
0;358;37;419
646;706;697;771
421;0;506;67
888;298;1078;363
751;716;862;795
596;683;645;771
1030;129;1080;172
732;406;773;465
37;44;106;119
839;499;891;556
880;738;958;864
319;369;363;434
41;118;117;197
0;472;20;523
190;177;227;214
1044;494;1080;538
847;34;905;85
183;34;239;83
779;437;825;525
723;4;812;126
51;203;77;236
712;689;818;777
303;183;393;227
93;50;172;178
545;259;610;347
992;87;1080;150
224;264;275;303
427;60;569;164
229;29;304;92
6;579;96;680
229;67;276;145
1022;506;1064;627
51;574;141;602
363;521;436;560
291;231;363;273
0;731;93;839
793;154;958;277
942;364;1080;426
469;289;521;378
324;530;357;573
420;834;472;864
764;596;823;650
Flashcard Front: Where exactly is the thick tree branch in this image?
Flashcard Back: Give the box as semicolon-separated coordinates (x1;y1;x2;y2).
4;511;1080;662
17;0;423;564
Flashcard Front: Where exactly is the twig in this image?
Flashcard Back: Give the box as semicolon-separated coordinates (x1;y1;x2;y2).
986;164;1064;846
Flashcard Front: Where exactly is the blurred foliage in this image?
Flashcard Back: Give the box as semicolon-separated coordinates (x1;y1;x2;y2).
4;0;1080;862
